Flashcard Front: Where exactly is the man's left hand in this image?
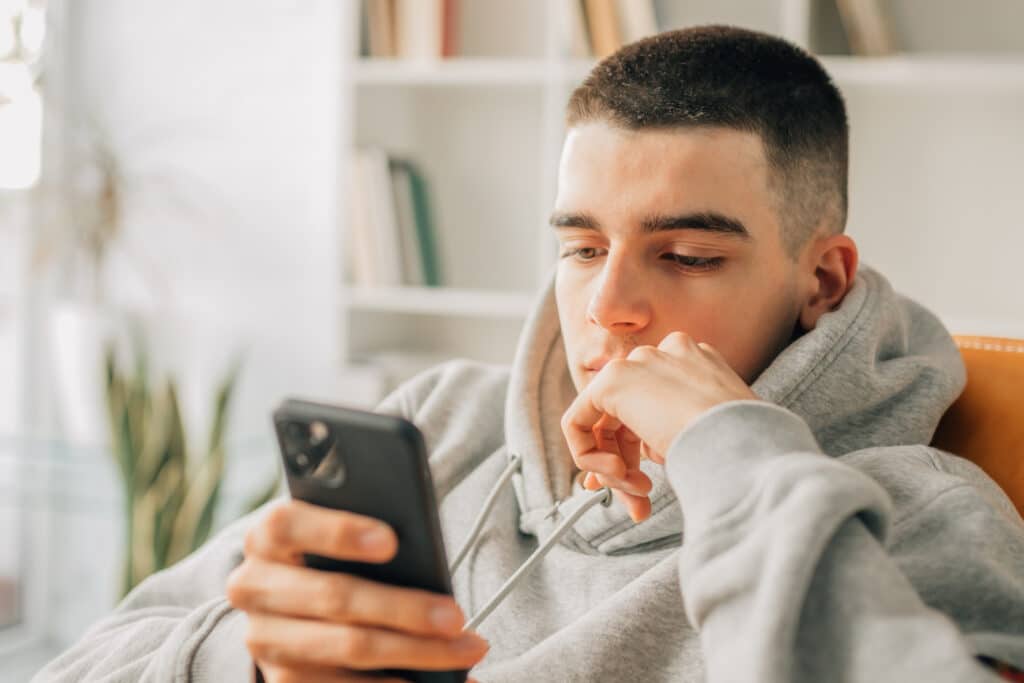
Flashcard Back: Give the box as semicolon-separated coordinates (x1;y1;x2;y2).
561;331;760;522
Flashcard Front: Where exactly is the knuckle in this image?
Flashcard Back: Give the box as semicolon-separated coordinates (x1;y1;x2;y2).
224;563;255;608
414;601;438;632
337;626;374;663
329;515;358;553
626;346;650;360
244;625;273;661
242;526;262;557
661;331;691;349
262;502;294;547
323;575;356;621
269;670;302;683
605;357;629;373
699;340;721;356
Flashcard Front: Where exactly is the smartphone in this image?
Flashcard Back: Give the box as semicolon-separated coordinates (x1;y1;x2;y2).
272;398;465;683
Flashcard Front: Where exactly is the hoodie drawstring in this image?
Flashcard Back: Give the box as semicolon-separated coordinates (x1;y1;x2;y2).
449;453;523;575
449;452;613;631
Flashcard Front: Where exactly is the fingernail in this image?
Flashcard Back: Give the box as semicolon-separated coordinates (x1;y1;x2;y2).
359;526;392;550
454;633;489;654
429;603;463;631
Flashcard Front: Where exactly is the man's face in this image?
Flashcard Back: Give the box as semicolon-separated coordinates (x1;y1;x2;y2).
554;121;806;391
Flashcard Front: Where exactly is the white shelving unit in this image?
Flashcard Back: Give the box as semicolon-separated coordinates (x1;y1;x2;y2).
336;0;1024;407
345;285;534;318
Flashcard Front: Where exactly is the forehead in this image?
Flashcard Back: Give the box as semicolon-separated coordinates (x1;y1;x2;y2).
555;122;774;233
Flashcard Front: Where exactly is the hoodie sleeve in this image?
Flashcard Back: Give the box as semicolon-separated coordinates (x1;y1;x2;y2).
664;399;1024;683
32;380;427;683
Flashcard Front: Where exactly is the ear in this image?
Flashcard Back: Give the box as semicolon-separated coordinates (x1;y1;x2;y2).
798;234;859;331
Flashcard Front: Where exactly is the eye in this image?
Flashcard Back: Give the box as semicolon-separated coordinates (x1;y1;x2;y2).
663;254;724;271
559;247;605;262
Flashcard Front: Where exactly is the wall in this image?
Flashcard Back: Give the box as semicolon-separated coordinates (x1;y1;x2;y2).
38;0;346;650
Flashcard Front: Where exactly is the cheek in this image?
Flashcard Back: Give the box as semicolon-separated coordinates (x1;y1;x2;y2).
658;281;791;384
555;266;590;326
555;270;595;391
707;287;798;383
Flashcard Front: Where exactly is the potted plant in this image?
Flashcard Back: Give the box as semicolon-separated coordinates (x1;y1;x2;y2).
104;338;278;596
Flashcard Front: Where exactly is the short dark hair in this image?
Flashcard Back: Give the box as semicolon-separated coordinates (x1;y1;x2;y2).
566;25;849;256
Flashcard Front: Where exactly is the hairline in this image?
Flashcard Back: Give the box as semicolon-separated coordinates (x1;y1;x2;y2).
564;114;824;258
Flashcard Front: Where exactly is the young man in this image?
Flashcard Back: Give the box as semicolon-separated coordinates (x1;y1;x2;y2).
36;25;1024;683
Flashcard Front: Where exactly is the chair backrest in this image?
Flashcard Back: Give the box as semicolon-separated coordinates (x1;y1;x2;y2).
931;335;1024;518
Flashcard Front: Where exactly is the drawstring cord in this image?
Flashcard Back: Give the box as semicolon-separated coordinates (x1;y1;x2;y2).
449;453;523;575
451;453;613;631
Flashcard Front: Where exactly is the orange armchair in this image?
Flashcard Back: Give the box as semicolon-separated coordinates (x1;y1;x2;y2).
932;336;1024;518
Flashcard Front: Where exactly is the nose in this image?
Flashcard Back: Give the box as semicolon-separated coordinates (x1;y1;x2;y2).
586;253;651;333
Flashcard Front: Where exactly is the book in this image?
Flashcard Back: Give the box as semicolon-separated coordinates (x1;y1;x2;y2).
347;150;441;288
584;0;623;58
365;0;397;58
441;0;459;58
616;0;658;45
347;148;402;286
389;160;426;286
347;151;378;286
403;161;441;286
568;0;593;58
835;0;896;56
395;0;443;60
363;147;404;286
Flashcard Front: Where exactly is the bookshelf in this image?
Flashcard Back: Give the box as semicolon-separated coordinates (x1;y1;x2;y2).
336;0;1024;407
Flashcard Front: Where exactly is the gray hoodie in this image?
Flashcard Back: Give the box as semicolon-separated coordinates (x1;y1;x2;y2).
35;264;1024;682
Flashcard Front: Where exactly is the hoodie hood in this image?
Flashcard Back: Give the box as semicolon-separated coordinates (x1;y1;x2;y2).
503;263;967;554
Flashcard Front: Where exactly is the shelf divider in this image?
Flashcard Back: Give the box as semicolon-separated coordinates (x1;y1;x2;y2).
343;285;535;318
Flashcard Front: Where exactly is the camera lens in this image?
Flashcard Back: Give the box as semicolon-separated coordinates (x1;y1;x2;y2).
285;421;306;443
312;447;346;487
309;420;328;445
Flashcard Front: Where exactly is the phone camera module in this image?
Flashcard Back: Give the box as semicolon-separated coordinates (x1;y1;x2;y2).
282;419;344;486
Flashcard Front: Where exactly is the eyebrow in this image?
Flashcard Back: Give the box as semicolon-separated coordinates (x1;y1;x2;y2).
549;210;752;239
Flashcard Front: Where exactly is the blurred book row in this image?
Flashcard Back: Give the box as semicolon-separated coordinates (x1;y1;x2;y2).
359;0;458;60
356;0;659;60
346;148;441;288
571;0;898;58
359;0;899;60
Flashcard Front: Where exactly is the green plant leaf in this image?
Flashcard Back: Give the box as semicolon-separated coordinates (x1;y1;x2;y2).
166;449;221;564
106;340;252;594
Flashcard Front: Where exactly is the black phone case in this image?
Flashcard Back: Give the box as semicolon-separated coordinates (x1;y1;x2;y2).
273;398;466;683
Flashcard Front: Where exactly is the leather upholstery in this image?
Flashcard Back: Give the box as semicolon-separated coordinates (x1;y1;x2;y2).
932;336;1024;518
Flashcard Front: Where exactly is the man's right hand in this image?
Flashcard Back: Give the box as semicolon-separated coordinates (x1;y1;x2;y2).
227;499;489;683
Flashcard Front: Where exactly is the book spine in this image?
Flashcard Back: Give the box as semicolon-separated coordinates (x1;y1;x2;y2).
568;0;592;58
442;0;458;58
395;0;443;60
389;160;426;286
835;0;896;56
405;163;441;286
616;0;658;45
348;151;378;286
584;0;623;58
364;147;404;286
